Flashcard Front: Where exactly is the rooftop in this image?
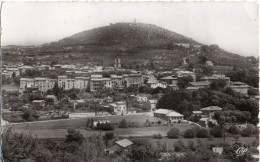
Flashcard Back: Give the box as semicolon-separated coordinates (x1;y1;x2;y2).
115;139;133;148
154;109;172;114
166;111;183;117
200;106;222;111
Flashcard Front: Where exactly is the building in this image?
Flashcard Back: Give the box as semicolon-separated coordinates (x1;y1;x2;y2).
154;109;183;123
110;75;124;89
166;111;184;123
114;57;121;68
201;74;230;83
148;99;158;111
110;101;127;115
228;82;250;95
206;61;214;66
176;70;196;81
106;139;133;154
200;106;223;118
32;100;46;107
188;81;211;89
20;77;55;93
135;95;148;102
160;76;178;85
58;76;67;89
123;74;143;88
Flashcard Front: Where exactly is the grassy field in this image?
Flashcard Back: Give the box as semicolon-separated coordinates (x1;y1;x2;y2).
3;114;198;138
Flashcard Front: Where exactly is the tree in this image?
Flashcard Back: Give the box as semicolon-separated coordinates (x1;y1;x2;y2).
209;79;227;90
119;119;128;128
183;128;196;138
53;82;61;100
65;128;84;144
174;140;186;152
227;125;240;135
177;76;194;89
104;132;114;140
196;128;209;138
210;127;222;138
167;128;180;139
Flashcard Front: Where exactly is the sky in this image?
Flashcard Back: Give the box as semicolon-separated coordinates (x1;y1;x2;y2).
1;2;259;57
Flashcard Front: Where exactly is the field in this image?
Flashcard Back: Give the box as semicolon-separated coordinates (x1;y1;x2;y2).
3;114;197;138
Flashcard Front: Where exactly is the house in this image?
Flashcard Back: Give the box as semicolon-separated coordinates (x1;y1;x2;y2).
192;111;202;116
168;84;179;91
176;70;196;81
200;106;222;118
206;61;214;66
228;82;250;95
188;81;211;89
46;95;58;103
135;95;148;102
166;111;184;123
154;109;183;122
154;109;172;120
32;100;46;107
148;99;158;111
160;76;178;85
106;139;133;154
110;101;127;115
186;86;199;91
104;96;113;103
201;74;230;83
212;147;223;154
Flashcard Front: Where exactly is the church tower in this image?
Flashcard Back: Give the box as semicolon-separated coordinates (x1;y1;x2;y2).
114;57;121;68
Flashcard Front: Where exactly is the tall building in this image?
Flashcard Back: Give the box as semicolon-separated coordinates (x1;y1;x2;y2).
114;57;121;68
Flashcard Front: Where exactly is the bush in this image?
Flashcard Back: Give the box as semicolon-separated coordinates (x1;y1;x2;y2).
241;125;257;137
196;128;209;138
153;133;162;139
227;125;240;135
97;123;114;131
183;128;196;138
104;132;114;140
188;141;196;151
210;127;222;138
65;128;84;144
119;119;128;128
174;140;186;152
167;128;180;139
157;121;161;125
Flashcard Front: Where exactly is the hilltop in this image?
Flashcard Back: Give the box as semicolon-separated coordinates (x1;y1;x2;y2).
45;23;199;49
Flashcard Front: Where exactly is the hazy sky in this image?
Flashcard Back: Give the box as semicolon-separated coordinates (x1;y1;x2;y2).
1;2;259;57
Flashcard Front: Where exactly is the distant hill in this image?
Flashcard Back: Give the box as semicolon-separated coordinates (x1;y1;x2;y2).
44;22;199;48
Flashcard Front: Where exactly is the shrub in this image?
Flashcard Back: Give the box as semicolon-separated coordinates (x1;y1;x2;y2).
183;128;196;138
98;123;114;131
104;132;114;140
157;121;161;125
240;125;256;137
174;140;186;152
188;141;196;151
65;128;83;144
167;128;180;139
119;119;128;128
196;128;209;138
153;133;162;139
210;127;222;138
227;125;240;135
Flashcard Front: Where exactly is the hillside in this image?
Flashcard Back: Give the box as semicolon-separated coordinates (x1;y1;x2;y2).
44;23;199;48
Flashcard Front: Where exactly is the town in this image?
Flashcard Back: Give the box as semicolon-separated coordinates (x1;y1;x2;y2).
1;3;259;161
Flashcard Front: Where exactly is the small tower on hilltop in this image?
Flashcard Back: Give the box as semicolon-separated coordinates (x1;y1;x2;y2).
114;57;121;69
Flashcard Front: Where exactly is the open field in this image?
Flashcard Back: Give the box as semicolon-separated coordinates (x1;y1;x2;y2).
3;114;198;138
7;125;197;139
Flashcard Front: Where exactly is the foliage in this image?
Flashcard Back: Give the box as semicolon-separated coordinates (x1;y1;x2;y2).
104;132;114;140
183;128;197;138
22;109;39;121
209;79;227;90
65;128;84;144
177;76;194;89
227;125;240;135
240;125;258;137
210;127;223;138
153;133;162;139
118;119;128;128
196;128;209;138
174;140;186;152
167;128;180;139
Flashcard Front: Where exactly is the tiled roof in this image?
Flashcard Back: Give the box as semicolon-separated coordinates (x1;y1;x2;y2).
115;139;133;148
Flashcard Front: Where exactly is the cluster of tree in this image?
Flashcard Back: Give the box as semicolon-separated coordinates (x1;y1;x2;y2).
226;68;259;88
94;122;114;131
21;69;66;79
213;110;251;124
2;74;20;85
157;88;259;124
22;109;39;121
